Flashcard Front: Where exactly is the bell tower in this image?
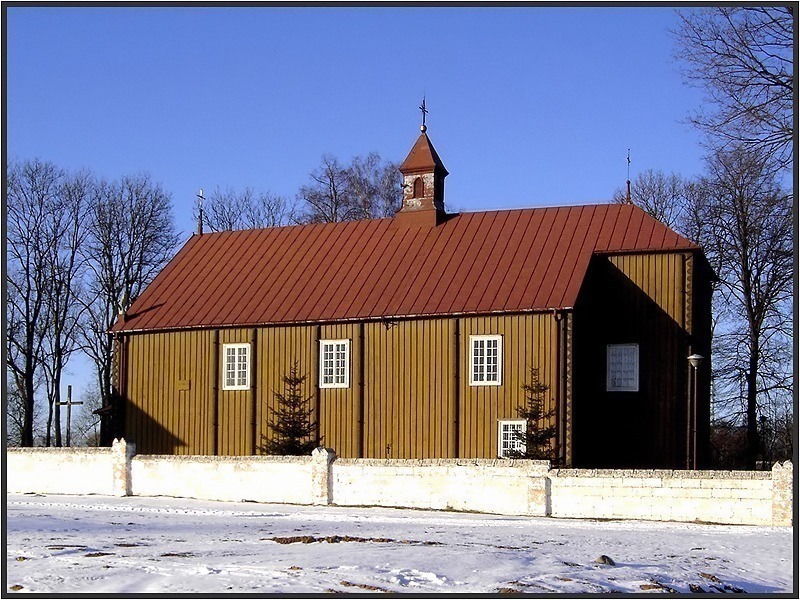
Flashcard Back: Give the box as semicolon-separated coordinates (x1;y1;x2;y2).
395;99;448;227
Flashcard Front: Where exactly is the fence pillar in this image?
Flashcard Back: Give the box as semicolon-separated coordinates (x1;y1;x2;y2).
772;460;793;526
111;438;135;497
311;447;336;505
528;461;552;516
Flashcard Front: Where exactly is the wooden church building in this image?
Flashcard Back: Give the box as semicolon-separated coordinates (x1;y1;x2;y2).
108;125;713;469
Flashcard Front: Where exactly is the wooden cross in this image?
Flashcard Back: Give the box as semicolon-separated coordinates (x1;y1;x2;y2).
419;97;428;131
57;384;83;447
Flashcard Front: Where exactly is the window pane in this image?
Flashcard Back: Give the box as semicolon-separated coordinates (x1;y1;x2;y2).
473;339;485;382
486;339;498;381
607;344;638;391
237;347;248;386
500;422;526;457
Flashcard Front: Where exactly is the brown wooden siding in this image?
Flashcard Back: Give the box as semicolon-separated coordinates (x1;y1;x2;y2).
608;253;686;326
122;313;561;459
125;330;214;455
218;329;252;456
318;323;358;457
256;324;316;455
459;315;558;458
572;252;696;468
362;319;454;459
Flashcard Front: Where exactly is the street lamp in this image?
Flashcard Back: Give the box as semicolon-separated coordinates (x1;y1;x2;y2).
687;354;704;469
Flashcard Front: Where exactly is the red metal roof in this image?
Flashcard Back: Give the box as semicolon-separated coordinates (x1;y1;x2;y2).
112;203;699;333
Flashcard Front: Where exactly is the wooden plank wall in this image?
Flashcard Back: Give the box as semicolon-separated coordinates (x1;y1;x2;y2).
459;315;557;458
572;252;692;468
363;319;454;459
608;253;686;327
123;313;559;459
125;330;214;455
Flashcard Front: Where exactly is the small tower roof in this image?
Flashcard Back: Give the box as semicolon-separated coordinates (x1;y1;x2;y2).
399;132;449;176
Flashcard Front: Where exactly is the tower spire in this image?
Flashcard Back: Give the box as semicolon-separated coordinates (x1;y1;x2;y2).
396;109;448;228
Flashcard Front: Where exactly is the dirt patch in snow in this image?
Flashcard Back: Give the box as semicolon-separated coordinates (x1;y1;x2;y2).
339;580;390;592
265;534;442;546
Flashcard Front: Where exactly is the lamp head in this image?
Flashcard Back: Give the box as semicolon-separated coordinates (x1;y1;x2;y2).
687;354;704;368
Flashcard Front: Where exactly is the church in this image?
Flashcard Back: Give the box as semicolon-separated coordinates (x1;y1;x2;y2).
107;121;713;468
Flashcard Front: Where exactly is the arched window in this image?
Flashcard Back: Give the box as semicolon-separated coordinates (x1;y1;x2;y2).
413;177;424;198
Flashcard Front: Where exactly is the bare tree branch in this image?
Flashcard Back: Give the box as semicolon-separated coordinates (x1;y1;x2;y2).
673;7;793;171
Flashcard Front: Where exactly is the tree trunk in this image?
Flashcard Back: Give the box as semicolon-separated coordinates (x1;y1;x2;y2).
22;330;35;447
53;338;64;447
46;401;53;447
746;334;760;468
53;374;62;447
23;372;35;447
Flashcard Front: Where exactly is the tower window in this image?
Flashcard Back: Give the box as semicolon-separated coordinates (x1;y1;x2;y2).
413;177;424;198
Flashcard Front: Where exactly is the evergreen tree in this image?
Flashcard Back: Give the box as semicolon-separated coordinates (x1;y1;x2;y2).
506;368;556;460
265;364;319;455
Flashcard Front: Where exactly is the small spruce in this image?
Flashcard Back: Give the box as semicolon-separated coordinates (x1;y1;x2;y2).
264;363;319;456
505;367;557;460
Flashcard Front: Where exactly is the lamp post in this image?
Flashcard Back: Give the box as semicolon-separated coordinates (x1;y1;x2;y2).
687;354;704;469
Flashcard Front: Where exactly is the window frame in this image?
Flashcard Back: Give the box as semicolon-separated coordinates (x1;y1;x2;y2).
319;339;351;389
498;419;527;458
222;342;250;391
469;334;503;386
606;343;640;392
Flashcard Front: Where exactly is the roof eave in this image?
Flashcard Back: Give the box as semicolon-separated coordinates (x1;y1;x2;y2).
111;306;576;335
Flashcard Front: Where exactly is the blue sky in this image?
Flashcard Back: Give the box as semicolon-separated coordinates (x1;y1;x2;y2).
8;6;708;233
7;5;709;405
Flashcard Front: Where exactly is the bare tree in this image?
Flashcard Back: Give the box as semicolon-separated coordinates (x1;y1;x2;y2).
5;381;44;447
674;7;793;170
345;152;402;219
700;145;792;467
80;174;179;428
298;153;401;223
298;154;353;223
613;169;690;230
6;159;63;446
196;186;296;232
40;170;93;446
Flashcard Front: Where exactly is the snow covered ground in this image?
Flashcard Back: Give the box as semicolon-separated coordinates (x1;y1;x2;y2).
5;493;794;594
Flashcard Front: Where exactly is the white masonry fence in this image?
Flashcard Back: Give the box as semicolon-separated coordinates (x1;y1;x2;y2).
6;440;793;527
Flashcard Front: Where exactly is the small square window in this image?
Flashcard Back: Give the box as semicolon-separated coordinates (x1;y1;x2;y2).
607;343;639;392
470;335;502;386
222;343;250;390
498;420;526;458
320;339;350;389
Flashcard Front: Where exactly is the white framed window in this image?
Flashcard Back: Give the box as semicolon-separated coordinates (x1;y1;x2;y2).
469;335;502;386
498;420;526;458
320;339;350;388
222;343;250;390
606;343;639;392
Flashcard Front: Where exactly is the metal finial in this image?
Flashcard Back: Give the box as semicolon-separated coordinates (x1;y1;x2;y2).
626;149;632;204
419;96;428;132
627;149;631;180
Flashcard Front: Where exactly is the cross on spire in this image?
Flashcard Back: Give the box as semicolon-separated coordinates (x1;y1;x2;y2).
626;149;632;204
419;96;428;132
